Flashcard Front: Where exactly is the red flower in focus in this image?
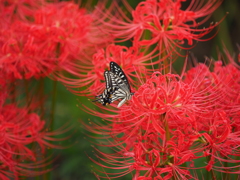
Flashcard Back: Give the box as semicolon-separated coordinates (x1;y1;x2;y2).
84;72;201;179
90;119;199;179
97;0;224;54
84;61;240;179
98;71;222;140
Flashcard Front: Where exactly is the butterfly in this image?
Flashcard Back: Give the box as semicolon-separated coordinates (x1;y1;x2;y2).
94;62;134;107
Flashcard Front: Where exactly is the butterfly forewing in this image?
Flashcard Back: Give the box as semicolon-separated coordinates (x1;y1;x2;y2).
104;71;118;88
110;61;131;90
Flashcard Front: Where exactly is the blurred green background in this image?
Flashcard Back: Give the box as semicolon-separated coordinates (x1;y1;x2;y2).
32;0;240;179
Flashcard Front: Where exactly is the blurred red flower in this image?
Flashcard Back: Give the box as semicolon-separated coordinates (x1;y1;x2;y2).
0;102;65;179
0;0;46;21
0;1;113;79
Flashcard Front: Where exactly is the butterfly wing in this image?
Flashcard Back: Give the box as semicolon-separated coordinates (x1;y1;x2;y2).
93;88;112;105
94;62;133;107
104;71;118;88
104;71;112;89
108;71;132;107
110;61;131;91
94;71;121;105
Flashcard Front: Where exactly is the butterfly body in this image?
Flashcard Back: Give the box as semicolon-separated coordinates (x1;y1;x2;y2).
94;62;134;107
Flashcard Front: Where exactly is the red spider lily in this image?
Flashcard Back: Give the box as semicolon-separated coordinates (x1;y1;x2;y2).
183;61;240;121
0;1;113;79
0;102;67;179
0;78;70;179
0;0;46;21
199;111;237;171
85;71;224;137
214;53;240;100
82;72;200;178
0;23;57;79
83;59;240;179
89;122;200;179
96;0;224;55
56;44;162;96
31;2;97;60
214;62;240;109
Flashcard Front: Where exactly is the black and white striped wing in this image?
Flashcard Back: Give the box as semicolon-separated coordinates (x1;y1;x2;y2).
104;71;117;89
93;71;117;105
93;88;111;105
110;61;131;90
111;89;129;108
94;62;134;107
107;71;132;107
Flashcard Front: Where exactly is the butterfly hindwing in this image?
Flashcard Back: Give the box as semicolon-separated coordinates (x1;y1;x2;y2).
94;62;134;107
93;86;118;105
107;71;133;107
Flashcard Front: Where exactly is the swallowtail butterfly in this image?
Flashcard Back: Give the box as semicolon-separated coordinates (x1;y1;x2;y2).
94;62;134;107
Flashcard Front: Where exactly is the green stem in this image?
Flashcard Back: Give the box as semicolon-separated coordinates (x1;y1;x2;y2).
162;45;170;75
163;114;170;142
206;153;216;180
213;6;233;56
32;79;45;180
24;79;30;107
11;81;16;103
38;78;45;119
43;80;57;180
50;80;57;128
223;160;230;180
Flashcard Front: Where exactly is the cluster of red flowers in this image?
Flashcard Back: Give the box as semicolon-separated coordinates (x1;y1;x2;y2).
0;0;108;178
0;0;239;179
75;0;240;179
0;0;111;80
84;60;240;179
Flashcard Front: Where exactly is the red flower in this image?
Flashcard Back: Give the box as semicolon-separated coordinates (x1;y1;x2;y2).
214;62;240;105
83;72;200;178
183;61;240;125
0;0;45;21
0;81;69;179
0;103;63;179
84;59;240;178
0;1;114;80
0;23;57;79
97;0;224;54
87;71;220;137
90;124;198;179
